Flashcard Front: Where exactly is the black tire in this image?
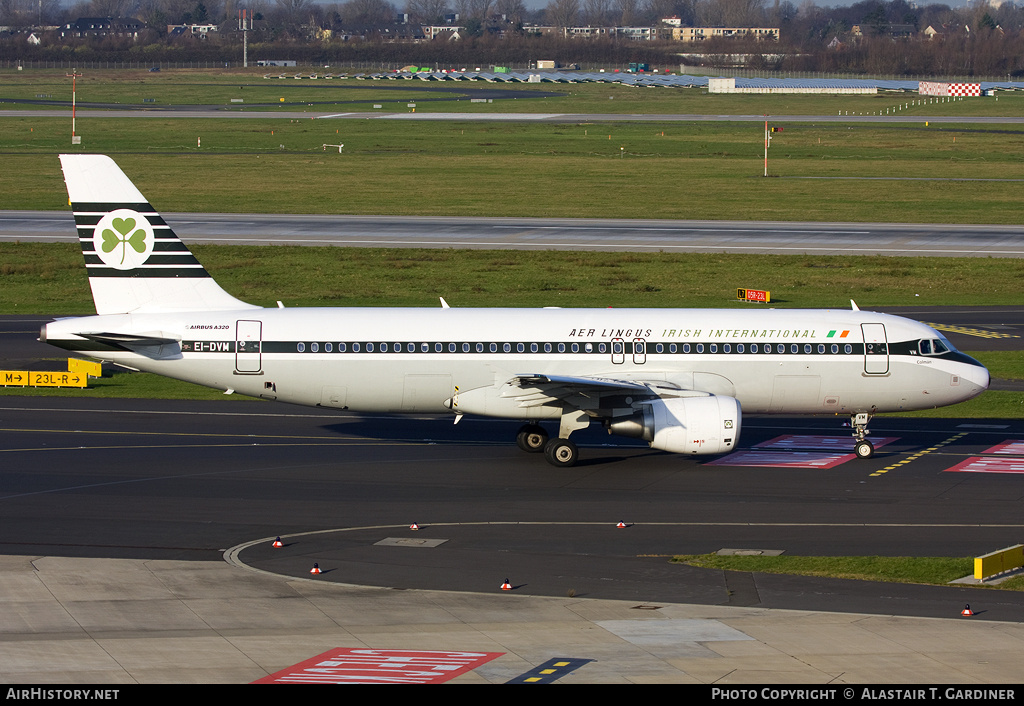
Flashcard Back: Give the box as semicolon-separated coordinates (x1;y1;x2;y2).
544;438;579;467
516;424;548;453
855;439;874;459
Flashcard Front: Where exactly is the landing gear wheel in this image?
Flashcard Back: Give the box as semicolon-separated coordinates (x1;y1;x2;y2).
516;424;548;453
544;438;579;467
855;439;874;459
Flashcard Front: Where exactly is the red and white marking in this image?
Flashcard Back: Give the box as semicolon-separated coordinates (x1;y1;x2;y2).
708;435;898;469
253;648;503;684
946;457;1024;474
981;440;1024;455
945;440;1024;474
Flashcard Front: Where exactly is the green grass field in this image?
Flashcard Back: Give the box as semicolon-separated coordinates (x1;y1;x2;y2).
2;120;1023;223
3;67;1024;223
5;242;1024;312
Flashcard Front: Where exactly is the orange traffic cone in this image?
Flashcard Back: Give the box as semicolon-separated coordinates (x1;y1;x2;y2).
617;521;627;528
961;604;974;616
501;578;512;591
310;563;321;575
272;537;283;547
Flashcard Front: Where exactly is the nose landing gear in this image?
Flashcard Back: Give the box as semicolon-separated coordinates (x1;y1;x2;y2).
850;411;875;459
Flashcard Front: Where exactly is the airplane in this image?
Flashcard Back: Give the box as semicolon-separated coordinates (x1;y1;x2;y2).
41;154;990;467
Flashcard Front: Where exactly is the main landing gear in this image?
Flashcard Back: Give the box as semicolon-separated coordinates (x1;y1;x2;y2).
516;423;580;467
849;411;875;459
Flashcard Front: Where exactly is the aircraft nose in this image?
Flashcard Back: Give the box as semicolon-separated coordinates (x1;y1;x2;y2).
958;354;990;395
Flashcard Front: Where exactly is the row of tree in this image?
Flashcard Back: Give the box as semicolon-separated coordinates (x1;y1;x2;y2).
4;0;1022;34
2;0;1023;77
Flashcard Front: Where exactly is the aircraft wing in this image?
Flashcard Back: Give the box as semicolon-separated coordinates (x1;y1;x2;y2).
504;374;673;408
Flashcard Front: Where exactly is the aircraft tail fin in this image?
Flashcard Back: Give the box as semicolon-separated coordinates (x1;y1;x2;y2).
60;154;258;315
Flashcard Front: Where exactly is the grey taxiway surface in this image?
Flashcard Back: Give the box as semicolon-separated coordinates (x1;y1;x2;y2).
4;210;1024;257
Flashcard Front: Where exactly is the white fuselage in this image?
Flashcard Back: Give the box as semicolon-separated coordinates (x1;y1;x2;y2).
44;306;989;417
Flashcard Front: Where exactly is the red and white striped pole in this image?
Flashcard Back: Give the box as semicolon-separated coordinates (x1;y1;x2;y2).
764;116;768;177
66;68;82;142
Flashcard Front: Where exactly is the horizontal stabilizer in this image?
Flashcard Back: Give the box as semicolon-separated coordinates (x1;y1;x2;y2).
79;331;181;348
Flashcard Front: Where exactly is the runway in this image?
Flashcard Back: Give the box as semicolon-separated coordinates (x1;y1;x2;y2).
5;108;1024;125
4;210;1024;257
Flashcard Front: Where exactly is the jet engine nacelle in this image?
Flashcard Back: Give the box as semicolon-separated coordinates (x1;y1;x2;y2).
606;395;741;455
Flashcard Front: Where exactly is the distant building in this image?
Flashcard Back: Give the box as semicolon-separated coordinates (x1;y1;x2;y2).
851;23;915;38
423;25;463;40
670;26;780;42
166;24;219;37
61;17;144;39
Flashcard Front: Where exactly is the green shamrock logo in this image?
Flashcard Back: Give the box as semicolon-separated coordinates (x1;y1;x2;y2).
93;210;154;270
101;217;147;265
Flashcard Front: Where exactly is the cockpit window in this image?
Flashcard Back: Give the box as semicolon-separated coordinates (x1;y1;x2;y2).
920;338;950;355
